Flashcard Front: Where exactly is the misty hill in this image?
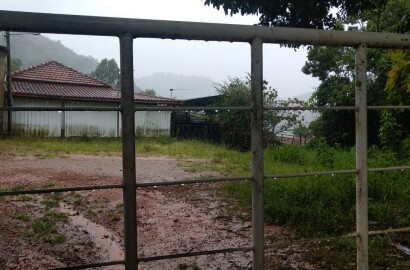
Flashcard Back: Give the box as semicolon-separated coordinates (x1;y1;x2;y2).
135;72;218;99
10;33;98;74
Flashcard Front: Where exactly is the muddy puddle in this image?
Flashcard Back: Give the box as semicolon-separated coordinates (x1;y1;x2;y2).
58;201;125;270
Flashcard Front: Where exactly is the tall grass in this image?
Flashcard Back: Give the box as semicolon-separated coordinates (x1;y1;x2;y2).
225;143;409;238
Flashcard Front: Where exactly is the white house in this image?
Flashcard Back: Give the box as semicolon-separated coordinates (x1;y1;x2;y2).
4;61;179;137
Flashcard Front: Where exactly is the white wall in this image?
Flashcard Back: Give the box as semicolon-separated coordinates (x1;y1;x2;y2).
12;98;172;137
13;98;61;136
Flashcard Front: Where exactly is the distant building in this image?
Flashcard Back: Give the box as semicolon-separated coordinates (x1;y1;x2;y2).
3;61;180;137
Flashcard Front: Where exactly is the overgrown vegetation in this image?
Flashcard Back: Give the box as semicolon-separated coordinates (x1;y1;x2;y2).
1;137;409;268
212;77;304;151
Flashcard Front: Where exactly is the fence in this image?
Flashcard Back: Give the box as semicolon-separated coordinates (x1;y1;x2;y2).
0;10;409;270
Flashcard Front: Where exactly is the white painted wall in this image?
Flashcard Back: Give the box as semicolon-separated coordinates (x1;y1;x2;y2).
13;98;61;136
12;98;171;137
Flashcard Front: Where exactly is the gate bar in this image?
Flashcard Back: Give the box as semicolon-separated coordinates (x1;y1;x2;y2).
0;11;409;48
251;37;265;269
120;34;138;270
355;43;369;270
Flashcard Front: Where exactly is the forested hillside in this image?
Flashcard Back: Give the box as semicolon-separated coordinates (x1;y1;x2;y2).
10;33;98;74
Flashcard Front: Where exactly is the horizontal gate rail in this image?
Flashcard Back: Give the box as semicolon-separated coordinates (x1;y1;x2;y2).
3;105;410;112
0;107;121;112
0;11;408;48
138;246;253;263
50;260;124;270
0;184;123;196
136;175;252;187
2;166;408;196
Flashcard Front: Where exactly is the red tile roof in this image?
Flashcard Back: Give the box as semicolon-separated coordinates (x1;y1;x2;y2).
13;61;108;86
10;61;180;105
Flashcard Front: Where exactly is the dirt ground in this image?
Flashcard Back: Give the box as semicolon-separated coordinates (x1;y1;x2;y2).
0;154;317;269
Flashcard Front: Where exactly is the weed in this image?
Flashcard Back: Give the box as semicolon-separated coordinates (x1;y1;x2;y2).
40;199;60;208
177;263;201;270
108;211;121;222
18;214;31;222
18;195;33;202
29;211;68;244
42;182;55;188
73;197;83;205
178;263;189;270
11;185;26;191
86;209;96;217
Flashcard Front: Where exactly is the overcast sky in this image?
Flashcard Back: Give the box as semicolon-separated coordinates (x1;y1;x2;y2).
0;0;320;98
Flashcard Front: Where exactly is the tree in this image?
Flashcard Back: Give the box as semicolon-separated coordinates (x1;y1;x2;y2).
3;58;22;72
204;0;388;29
11;58;22;72
91;58;120;88
302;0;408;147
214;77;304;150
139;89;157;96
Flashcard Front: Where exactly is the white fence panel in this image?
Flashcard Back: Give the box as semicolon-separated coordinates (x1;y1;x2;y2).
13;98;61;136
10;99;172;137
135;111;170;136
65;101;120;137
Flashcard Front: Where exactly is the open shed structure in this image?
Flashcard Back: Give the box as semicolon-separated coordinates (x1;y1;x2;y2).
4;61;179;137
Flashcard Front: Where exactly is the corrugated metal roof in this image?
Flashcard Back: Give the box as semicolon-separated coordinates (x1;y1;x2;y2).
10;61;180;105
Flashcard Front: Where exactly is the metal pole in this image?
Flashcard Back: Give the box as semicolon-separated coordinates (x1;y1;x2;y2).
6;31;12;137
251;37;264;269
355;43;368;270
120;34;137;270
0;11;409;49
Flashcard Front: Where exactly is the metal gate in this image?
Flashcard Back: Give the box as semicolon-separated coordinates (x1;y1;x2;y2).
0;10;409;270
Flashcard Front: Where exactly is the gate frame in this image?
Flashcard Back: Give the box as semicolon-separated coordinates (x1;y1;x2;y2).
0;10;409;270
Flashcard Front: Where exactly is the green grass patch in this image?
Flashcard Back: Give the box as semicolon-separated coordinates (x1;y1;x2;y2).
27;211;68;244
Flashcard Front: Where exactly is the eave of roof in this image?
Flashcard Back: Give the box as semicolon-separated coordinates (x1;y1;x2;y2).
8;61;180;105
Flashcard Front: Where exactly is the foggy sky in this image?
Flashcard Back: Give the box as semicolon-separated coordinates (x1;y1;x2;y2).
0;0;320;98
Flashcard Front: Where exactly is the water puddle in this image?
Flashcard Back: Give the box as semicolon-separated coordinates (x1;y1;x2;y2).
58;202;125;270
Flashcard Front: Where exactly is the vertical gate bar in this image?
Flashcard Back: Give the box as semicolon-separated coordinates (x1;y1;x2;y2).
355;43;369;270
251;37;265;269
120;34;138;270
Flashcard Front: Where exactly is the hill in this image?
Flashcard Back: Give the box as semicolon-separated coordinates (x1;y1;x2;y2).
10;33;98;74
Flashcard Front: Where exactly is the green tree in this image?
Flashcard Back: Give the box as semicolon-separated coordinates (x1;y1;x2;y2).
3;58;22;72
214;77;304;150
91;58;120;88
11;58;22;72
303;0;408;147
204;0;388;29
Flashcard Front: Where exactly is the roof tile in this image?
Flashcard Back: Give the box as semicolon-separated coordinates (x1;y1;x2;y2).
10;61;179;105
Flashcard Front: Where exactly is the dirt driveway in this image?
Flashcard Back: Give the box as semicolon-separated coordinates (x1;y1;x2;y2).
0;155;316;269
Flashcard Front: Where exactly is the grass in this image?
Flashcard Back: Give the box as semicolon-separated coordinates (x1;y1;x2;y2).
26;211;68;244
1;137;409;268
